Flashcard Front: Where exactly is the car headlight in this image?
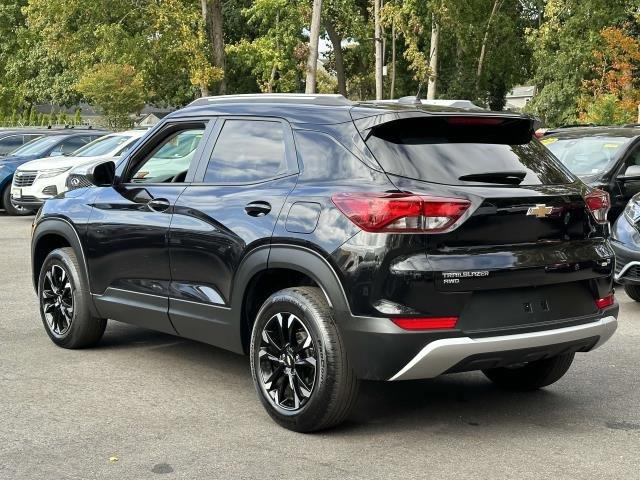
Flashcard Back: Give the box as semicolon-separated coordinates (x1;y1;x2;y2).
624;198;640;223
37;167;71;179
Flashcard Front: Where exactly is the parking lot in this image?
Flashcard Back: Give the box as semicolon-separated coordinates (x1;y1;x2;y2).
0;212;638;479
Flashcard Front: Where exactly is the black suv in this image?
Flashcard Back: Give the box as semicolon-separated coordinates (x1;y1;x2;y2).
31;94;619;432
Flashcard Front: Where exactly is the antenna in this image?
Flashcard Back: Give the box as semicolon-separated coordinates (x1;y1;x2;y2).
397;83;424;105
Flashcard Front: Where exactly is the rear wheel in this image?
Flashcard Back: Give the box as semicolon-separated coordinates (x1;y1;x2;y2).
250;287;359;432
482;353;575;391
624;284;640;302
2;183;34;216
38;247;107;348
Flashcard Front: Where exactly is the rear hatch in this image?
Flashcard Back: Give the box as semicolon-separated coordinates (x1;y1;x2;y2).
355;111;614;329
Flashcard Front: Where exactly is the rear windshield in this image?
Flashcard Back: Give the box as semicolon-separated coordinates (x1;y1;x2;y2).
541;135;629;175
365;117;575;186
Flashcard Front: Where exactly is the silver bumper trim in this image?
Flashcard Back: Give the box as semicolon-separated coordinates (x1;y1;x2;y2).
615;261;640;281
389;316;618;381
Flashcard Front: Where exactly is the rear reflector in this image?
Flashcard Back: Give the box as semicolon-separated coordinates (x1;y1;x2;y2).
585;189;610;224
392;317;458;330
331;193;471;233
595;294;614;310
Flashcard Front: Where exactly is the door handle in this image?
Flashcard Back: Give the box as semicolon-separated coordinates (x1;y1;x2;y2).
147;198;171;212
245;201;271;217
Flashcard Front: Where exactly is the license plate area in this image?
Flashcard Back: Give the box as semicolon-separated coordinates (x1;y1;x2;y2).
457;282;597;331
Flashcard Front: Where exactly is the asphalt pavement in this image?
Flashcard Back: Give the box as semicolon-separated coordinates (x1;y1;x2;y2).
0;212;638;479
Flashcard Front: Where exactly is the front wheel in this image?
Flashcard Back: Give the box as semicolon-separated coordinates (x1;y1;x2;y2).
483;353;575;391
250;287;359;432
624;284;640;302
38;247;107;348
2;183;34;216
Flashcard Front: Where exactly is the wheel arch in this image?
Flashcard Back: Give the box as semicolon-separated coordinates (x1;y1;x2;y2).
0;174;14;208
31;218;91;295
233;244;351;354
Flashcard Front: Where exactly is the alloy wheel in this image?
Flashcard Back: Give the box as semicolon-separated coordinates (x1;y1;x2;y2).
257;312;317;411
41;264;74;336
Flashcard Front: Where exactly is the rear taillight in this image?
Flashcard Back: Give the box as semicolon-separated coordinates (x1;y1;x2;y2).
392;316;459;330
585;189;610;224
595;294;614;310
331;193;471;233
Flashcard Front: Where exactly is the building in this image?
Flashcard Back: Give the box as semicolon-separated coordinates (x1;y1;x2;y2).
505;85;536;110
135;111;171;127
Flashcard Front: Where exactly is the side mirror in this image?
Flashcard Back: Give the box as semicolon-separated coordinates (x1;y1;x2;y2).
619;165;640;181
87;160;116;186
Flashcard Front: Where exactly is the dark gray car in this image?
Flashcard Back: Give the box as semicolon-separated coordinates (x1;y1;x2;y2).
542;126;640;219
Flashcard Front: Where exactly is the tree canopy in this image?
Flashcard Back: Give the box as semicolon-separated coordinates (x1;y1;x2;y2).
0;0;638;127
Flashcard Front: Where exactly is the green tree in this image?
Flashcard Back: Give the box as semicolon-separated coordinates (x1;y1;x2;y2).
76;63;145;128
526;0;632;126
226;0;307;93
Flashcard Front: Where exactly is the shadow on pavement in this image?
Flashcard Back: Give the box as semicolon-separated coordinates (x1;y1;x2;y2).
97;320;578;434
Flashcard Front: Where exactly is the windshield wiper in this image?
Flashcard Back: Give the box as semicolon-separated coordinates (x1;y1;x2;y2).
458;171;526;185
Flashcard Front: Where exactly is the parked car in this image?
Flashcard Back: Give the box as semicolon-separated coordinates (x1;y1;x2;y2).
0;128;51;157
0;129;107;215
31;94;618;432
11;130;145;211
540;126;640;219
611;193;640;301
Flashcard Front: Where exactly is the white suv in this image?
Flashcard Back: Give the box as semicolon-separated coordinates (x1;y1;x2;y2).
11;129;146;210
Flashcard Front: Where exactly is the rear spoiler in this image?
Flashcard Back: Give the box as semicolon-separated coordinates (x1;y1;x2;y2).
353;111;535;145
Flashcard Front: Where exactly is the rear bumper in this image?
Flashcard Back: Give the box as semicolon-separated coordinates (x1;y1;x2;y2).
337;308;618;381
389;315;617;381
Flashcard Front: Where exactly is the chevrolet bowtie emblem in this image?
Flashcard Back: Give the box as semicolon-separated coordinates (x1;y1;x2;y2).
527;204;553;218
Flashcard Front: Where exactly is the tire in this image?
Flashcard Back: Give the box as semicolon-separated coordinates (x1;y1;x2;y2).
483;353;575;391
249;286;359;432
2;183;34;216
624;284;640;302
38;247;107;348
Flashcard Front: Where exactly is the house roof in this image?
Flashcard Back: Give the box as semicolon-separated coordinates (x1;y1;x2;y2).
507;85;536;98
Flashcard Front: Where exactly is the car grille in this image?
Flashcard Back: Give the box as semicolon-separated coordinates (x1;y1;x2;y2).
13;171;37;187
621;264;640;281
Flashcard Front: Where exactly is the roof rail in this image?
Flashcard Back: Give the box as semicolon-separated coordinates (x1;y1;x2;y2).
187;93;353;108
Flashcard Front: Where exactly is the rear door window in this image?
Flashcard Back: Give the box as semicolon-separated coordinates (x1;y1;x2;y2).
204;119;288;183
365;117;575;186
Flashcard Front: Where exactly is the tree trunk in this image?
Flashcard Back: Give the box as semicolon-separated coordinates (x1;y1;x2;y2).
305;0;323;94
211;0;226;95
427;15;439;100
201;0;226;96
325;20;346;96
477;0;502;81
390;21;396;99
266;63;277;93
374;0;383;100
